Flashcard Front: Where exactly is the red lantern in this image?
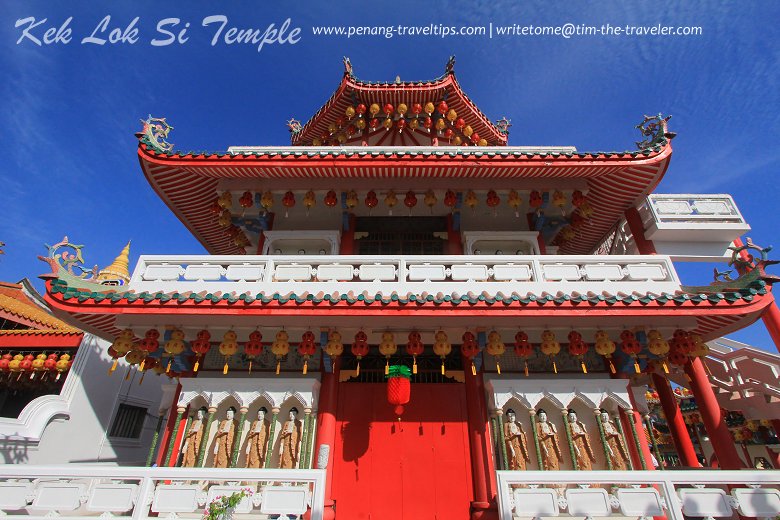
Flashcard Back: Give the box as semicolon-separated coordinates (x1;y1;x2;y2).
351;331;369;376
444;189;457;209
486;190;500;214
567;331;589;374
0;354;10;373
412;103;422;115
570;212;585;229
572;190;586;207
437;101;448;115
423;117;433;130
190;329;211;372
455;117;466;130
324;190;338;207
43;354;58;373
461;331;480;375
620;330;642;373
370;118;380;129
444;128;453;140
406;331;424;374
365;190;379;213
387;365;411;417
138;356;158;385
470;132;480;144
297;331;317;375
356;103;367;116
404;190;417;213
513;330;533;376
529;190;543;209
282;191;296;217
138;329;160;373
383;103;394;116
243;330;263;374
396;118;406;132
210;199;223;215
239;191;253;211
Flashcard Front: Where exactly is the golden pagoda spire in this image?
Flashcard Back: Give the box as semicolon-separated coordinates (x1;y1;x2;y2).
97;241;131;286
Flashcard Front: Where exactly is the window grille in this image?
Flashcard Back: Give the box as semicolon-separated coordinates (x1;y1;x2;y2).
109;403;147;439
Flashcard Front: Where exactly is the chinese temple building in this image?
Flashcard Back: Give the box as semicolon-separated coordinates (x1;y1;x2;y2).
9;58;780;520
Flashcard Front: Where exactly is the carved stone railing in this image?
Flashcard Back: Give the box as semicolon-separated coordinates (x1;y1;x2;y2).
129;254;681;295
642;194;748;226
0;465;326;520
496;470;780;520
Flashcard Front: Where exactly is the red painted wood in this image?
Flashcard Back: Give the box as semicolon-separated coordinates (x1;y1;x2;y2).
0;333;83;348
314;359;340;519
652;374;700;467
333;383;472;520
685;358;746;469
155;382;182;467
624;207;657;254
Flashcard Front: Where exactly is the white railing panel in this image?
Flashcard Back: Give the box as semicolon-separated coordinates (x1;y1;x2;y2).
0;465;326;520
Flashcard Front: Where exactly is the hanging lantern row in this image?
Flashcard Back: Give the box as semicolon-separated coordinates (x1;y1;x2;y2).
0;352;73;381
107;327;709;378
310;101;489;147
213;189;592;219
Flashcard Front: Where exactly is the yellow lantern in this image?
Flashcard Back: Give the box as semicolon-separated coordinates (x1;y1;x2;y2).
124;350;145;380
271;330;290;375
433;330;451;375
594;330;617;373
463;125;473;137
453;136;462;146
424;190;437;213
324;330;344;370
218;209;232;228
110;329;135;374
356;118;366;130
383;118;393;130
217;191;232;209
260;190;274;211
337;133;347;144
464;190;478;212
424;102;435;115
345;106;356;119
369;103;380;117
540;330;561;374
303;189;316;215
508;189;522;217
385;190;398;215
579;201;594;218
55;353;71;381
478;138;487;147
378;331;397;374
328;122;337;134
397;103;408;115
485;330;505;375
218;330;239;375
312;138;322;146
446;109;457;122
409;118;419;130
689;334;709;358
345;190;358;210
647;330;670;373
435;118;446;132
552;190;567;211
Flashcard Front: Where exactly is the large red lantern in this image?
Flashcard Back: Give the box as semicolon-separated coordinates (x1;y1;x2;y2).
404;191;417;215
356;103;367;116
386;365;411;417
324;190;338;207
190;329;211;372
239;191;253;212
412;103;422;115
444;189;457;210
461;331;480;375
282;191;296;217
365;190;379;213
298;331;317;375
567;331;589;374
244;330;264;374
529;190;543;209
383;103;394;116
351;331;369;376
514;331;532;376
620;330;642;373
437;101;448;115
138;328;160;371
406;331;424;374
138;356;158;385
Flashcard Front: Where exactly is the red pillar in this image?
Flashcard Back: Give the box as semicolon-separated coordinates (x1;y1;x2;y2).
476;371;498;498
651;373;700;467
624;207;657;254
155;382;182;466
314;357;340;520
447;213;463;255
684;358;746;469
463;357;497;520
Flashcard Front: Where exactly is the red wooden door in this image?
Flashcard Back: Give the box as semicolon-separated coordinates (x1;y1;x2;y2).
333;383;472;519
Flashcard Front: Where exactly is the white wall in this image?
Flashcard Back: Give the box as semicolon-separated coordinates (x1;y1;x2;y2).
0;334;172;466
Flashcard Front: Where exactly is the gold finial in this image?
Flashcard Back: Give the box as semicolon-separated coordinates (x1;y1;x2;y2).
97;241;131;285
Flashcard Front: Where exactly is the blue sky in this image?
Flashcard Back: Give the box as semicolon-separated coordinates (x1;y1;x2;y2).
1;1;778;348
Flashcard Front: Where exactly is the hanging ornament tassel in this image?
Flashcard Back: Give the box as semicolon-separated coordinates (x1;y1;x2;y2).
552;359;558;374
139;359;146;372
109;359;118;375
138;371;146;385
413;357;418;374
356;359;361;376
495;359;501;375
166;358;172;373
303;359;308;375
385;360;390;375
223;360;229;375
471;361;476;376
662;361;670;374
440;360;445;375
276;360;281;375
125;368;132;381
193;358;200;373
524;360;529;377
634;357;641;374
581;360;588;374
248;360;253;375
609;359;616;374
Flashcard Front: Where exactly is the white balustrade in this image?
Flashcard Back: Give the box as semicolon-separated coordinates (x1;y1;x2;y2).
0;465;326;520
496;470;780;520
129;254;681;296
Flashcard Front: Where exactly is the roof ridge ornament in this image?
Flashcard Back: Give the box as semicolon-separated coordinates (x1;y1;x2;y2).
446;55;456;74
343;56;353;77
140;115;174;153
680;237;779;293
635;113;673;150
287;118;302;135
495;117;512;136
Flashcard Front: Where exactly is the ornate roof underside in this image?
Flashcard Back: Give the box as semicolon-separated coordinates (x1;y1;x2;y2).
138;139;672;256
0;281;83;348
291;58;507;147
44;277;771;344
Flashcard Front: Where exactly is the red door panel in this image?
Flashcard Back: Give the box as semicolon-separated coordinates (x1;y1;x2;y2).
333;383;472;520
